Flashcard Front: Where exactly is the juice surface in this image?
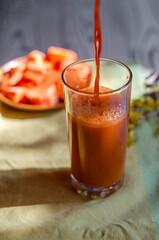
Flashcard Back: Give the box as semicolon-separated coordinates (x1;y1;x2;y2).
67;88;128;188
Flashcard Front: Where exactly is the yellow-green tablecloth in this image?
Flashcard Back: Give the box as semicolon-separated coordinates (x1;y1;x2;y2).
0;63;158;240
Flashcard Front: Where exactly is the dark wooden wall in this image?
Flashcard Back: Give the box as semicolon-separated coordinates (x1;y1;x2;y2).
0;0;159;69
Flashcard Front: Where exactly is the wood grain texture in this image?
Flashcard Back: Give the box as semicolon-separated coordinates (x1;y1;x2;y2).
0;0;159;69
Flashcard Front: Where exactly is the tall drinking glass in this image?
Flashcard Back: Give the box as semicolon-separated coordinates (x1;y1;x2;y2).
62;58;132;198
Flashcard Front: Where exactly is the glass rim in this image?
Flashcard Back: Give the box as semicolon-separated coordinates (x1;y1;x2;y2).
62;58;132;96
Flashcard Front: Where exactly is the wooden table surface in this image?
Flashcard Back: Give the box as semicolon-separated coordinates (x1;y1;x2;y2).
0;0;159;70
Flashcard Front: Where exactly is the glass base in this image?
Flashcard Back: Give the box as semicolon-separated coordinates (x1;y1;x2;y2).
71;174;124;199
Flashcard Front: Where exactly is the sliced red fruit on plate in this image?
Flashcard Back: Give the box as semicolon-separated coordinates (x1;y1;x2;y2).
45;85;59;106
26;84;59;106
8;67;19;77
27;50;53;72
7;70;23;86
47;46;78;70
43;69;65;101
64;62;92;90
27;50;46;63
0;70;23;91
15;78;36;88
4;86;27;103
18;69;62;104
43;69;61;85
0;73;9;90
27;60;53;72
23;70;44;85
7;63;26;77
48;46;78;62
60;59;77;71
0;48;79;107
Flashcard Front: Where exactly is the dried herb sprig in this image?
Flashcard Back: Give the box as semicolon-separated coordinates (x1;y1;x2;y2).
128;89;159;146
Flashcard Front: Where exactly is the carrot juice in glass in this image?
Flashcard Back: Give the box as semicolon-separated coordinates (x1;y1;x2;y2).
62;58;132;198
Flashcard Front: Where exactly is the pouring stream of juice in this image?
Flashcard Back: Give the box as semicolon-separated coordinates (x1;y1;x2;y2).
94;0;102;94
66;0;129;189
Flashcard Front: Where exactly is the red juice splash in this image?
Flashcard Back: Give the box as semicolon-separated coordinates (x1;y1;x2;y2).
94;0;102;94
